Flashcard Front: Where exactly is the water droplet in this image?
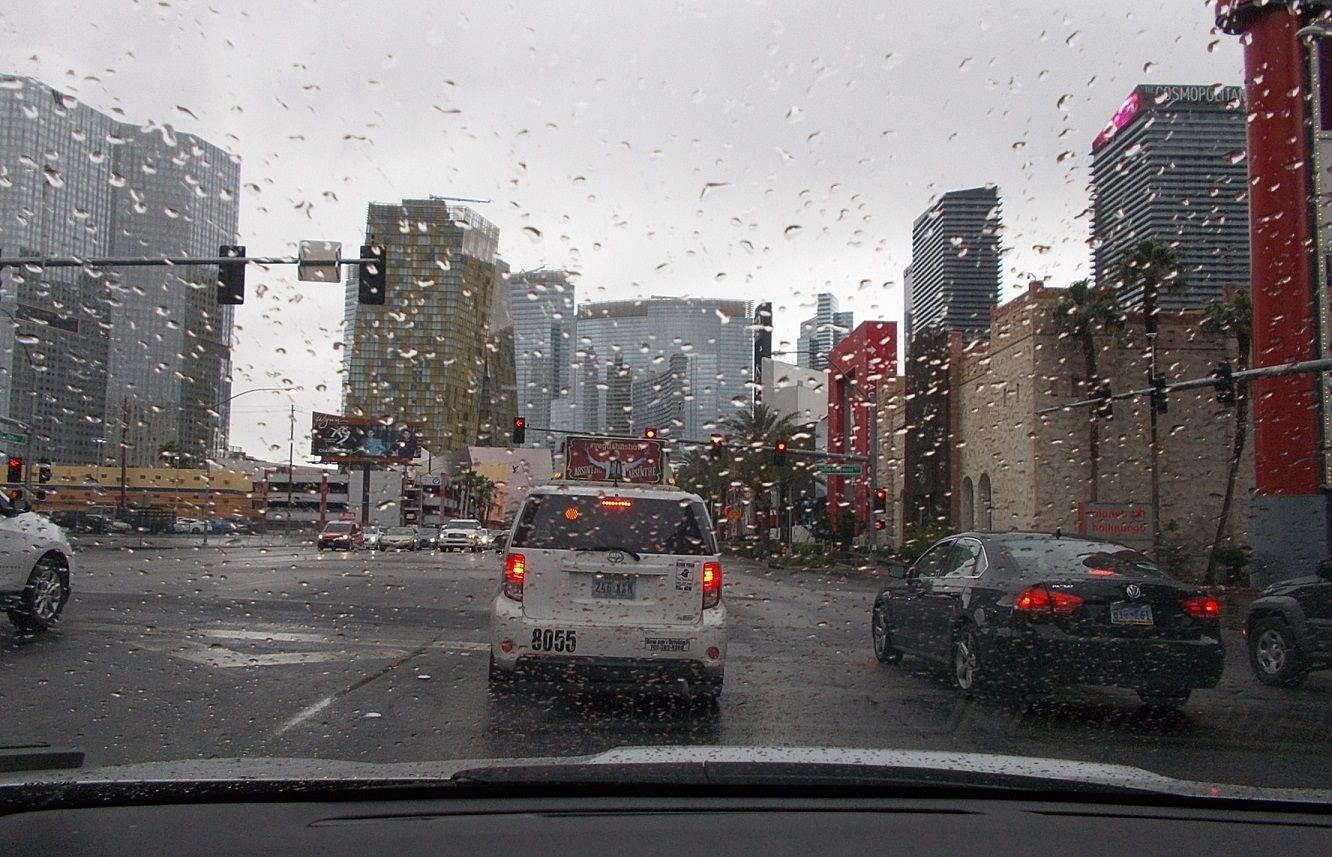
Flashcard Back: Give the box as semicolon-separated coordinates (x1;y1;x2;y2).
784;225;803;239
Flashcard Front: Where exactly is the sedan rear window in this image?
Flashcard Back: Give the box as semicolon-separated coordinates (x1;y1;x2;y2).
512;494;715;556
999;538;1170;580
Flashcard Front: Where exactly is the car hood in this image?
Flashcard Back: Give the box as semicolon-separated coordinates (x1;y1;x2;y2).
3;747;1329;805
1259;575;1325;597
1;511;72;553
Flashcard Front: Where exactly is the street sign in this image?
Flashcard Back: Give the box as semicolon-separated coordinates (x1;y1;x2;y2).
818;464;862;475
0;430;27;446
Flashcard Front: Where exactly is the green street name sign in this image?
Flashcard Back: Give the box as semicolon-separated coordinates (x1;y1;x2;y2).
818;464;861;475
0;430;27;446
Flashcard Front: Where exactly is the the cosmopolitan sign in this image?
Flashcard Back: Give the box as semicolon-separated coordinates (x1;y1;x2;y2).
1092;84;1243;151
1076;502;1154;547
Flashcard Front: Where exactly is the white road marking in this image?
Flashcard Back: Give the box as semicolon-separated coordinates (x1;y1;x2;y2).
277;696;336;734
201;628;340;644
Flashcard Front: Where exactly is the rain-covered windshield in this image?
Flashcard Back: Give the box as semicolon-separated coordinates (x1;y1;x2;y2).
3;0;1332;803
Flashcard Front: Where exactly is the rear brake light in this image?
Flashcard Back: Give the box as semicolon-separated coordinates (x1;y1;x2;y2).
1014;585;1083;616
1181;595;1220;620
599;497;633;509
702;561;722;609
502;552;525;602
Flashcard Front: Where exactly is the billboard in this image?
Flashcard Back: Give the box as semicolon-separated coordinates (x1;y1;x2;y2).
564;436;665;485
311;412;421;463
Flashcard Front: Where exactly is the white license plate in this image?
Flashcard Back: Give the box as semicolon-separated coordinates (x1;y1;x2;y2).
1110;603;1154;626
593;575;636;600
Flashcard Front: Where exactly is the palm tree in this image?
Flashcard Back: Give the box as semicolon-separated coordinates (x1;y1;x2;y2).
1120;238;1187;336
720;403;802;549
1050;279;1124;502
1200;288;1252;585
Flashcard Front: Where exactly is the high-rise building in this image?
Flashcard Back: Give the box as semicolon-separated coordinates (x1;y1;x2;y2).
796;293;853;370
509;268;576;446
907;186;1002;347
1090;84;1249;311
342;200;514;453
0;76;239;466
575;296;752;439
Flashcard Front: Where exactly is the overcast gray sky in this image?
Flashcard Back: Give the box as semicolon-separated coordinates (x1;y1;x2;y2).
1;0;1243;461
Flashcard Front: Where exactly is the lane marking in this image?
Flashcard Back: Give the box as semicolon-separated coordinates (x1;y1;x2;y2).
277;696;336;734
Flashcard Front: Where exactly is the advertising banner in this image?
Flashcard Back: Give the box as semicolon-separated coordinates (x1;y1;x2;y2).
564;436;665;485
1076;502;1154;548
311;412;420;463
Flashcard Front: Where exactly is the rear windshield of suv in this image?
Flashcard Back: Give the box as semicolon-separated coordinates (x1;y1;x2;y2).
997;538;1170;580
512;493;716;556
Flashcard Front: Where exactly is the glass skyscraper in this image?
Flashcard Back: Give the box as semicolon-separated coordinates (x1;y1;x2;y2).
574;296;753;440
0;75;239;466
509;268;576;447
342;199;515;453
1090;83;1249;311
907;185;1003;348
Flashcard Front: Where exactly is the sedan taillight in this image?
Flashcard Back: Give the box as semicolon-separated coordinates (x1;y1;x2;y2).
1181;595;1220;621
702;561;722;609
502;552;525;602
1014;585;1083;616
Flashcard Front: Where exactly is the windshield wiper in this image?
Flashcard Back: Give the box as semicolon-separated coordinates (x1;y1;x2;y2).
575;546;642;561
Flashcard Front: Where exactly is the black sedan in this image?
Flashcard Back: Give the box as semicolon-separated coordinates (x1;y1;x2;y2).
871;532;1225;707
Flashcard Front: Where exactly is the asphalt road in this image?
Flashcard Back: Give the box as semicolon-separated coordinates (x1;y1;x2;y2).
3;545;1331;790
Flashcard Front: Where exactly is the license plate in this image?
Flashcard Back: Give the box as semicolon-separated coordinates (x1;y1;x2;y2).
593;575;636;600
1110;603;1154;626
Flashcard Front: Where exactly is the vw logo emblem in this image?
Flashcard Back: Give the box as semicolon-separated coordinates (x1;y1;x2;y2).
1125;583;1143;600
607;551;625;565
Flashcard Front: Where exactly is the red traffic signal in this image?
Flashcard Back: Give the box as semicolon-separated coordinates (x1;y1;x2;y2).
6;456;21;484
511;417;526;445
875;519;886;531
772;440;788;466
643;427;657;439
709;434;724;459
873;488;887;511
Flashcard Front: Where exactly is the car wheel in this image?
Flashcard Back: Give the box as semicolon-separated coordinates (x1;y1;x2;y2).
7;554;70;633
951;627;986;696
871;602;902;664
1136;687;1191;708
1249;617;1309;688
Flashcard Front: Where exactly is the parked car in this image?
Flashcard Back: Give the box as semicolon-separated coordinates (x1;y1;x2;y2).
439;518;485;552
488;528;509;552
206;519;237;535
49;511;130;535
1244;558;1332;687
172;517;206;534
379;526;421;551
317;520;364;551
1;489;76;633
870;532;1225;708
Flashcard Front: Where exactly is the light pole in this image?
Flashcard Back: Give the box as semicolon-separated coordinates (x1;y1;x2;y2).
202;386;291;545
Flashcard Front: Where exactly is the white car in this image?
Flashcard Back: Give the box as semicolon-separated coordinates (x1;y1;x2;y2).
379;526;420;551
172;517;206;534
439;518;485;552
489;483;726;705
0;490;75;633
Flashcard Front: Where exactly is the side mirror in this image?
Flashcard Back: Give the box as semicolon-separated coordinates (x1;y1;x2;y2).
1318;559;1332;582
888;563;907;580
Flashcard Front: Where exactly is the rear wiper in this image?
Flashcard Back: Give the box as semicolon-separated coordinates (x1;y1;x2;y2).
576;546;642;561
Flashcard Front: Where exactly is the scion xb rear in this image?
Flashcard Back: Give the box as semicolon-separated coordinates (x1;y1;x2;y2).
489;484;726;702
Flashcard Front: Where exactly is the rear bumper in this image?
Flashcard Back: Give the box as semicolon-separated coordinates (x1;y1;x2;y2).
490;595;727;691
984;625;1226;690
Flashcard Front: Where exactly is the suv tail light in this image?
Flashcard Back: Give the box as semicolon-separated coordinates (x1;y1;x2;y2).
502;552;525;602
1181;595;1220;621
1014;585;1083;617
702;561;722;609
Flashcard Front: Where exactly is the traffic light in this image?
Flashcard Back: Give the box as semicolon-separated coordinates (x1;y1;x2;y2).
875;519;886;531
37;460;51;483
358;243;387;305
1213;361;1236;407
874;488;887;511
709;434;724;459
1094;383;1113;419
772;439;788;466
216;245;245;305
511;417;526;445
6;456;21;483
643;427;657;439
1150;373;1168;415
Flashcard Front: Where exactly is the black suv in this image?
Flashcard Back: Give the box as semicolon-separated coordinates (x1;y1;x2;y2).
1244;559;1332;687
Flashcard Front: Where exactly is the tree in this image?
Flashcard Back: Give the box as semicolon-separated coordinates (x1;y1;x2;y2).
1200;288;1252;586
719;403;802;550
1120;238;1187;337
1050;279;1124;502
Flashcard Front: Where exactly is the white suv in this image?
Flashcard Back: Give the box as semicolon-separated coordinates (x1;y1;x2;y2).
489;482;726;704
1;490;75;633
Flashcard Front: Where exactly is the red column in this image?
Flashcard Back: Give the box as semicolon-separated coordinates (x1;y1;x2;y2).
1220;1;1320;495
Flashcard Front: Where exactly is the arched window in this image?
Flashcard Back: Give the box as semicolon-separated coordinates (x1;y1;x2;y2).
961;476;975;530
978;473;993;531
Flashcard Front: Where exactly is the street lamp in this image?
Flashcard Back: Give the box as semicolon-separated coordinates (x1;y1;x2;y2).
202;386;291;545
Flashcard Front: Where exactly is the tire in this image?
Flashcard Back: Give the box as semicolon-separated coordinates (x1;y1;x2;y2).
871;602;902;664
1136;687;1192;708
7;554;70;633
951;627;987;696
1249;617;1309;688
